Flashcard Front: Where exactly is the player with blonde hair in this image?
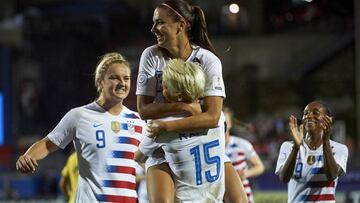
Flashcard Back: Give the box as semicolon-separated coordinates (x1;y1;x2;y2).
136;59;227;202
16;52;145;203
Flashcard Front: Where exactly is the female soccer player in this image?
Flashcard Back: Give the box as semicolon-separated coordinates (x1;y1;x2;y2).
224;107;265;203
136;59;226;202
136;0;246;202
16;52;145;203
275;101;348;203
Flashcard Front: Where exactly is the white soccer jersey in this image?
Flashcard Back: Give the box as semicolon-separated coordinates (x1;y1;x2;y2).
47;102;145;203
275;140;348;203
135;163;148;203
139;114;226;203
225;136;258;203
136;44;226;102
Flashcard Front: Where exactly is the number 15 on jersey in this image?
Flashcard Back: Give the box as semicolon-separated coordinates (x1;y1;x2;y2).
190;140;221;185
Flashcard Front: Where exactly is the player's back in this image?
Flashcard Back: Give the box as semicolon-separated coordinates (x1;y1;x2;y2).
155;115;226;203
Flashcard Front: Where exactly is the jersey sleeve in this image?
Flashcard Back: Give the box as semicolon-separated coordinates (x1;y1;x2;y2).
333;143;349;175
275;142;293;175
136;47;157;97
241;139;257;160
202;54;226;98
47;109;79;149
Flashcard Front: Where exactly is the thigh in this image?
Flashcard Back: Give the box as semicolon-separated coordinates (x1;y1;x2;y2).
146;163;175;203
223;162;248;203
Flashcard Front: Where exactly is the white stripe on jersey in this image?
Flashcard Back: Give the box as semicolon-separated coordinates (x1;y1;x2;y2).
100;188;138;198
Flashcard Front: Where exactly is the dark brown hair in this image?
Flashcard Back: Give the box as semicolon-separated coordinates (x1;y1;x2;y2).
159;0;217;55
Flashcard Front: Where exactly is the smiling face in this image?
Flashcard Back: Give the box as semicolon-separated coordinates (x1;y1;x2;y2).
99;62;131;103
151;7;181;50
302;102;328;135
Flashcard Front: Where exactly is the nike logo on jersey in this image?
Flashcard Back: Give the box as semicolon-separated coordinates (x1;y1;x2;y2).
93;123;103;127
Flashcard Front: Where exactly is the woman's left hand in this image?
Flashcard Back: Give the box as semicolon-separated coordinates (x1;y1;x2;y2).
321;115;333;141
147;120;166;138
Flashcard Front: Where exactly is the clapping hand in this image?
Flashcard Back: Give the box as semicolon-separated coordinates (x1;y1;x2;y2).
289;115;304;147
320;115;333;141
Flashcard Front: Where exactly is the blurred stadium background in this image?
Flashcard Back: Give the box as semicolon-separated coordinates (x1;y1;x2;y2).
0;0;359;202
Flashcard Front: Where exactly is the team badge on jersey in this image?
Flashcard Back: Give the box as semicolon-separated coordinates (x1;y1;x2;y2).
128;123;135;135
307;155;316;165
212;75;224;91
111;121;120;133
137;71;148;87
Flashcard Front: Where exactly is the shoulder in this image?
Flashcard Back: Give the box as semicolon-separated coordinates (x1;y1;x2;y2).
141;45;161;58
77;102;104;114
67;102;105;120
193;46;221;65
65;104;88;118
122;106;145;122
280;141;294;149
330;140;348;151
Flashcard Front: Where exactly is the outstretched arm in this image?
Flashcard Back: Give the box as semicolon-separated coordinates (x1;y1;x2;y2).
16;136;59;173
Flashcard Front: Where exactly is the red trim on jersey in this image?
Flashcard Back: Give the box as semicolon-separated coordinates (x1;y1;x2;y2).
128;137;141;146
108;165;136;175
308;181;335;188
306;194;335;201
233;159;245;166
237;152;245;156
104;180;136;189
98;194;138;203
243;183;251;188
112;151;135;159
134;125;143;134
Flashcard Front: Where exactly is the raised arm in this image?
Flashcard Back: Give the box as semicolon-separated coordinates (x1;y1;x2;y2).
16;136;59;173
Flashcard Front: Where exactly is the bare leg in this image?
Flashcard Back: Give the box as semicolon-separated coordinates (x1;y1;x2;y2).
146;163;175;203
223;162;248;203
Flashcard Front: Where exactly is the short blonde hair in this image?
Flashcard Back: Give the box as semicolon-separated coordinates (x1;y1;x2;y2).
162;59;206;102
94;52;130;94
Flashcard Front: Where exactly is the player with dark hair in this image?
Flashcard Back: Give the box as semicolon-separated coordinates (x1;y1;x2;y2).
275;101;348;203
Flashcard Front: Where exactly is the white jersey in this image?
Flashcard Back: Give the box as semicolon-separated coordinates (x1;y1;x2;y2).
225;136;258;203
136;44;226;102
139;114;226;203
47;102;145;203
275;140;348;203
135;163;148;203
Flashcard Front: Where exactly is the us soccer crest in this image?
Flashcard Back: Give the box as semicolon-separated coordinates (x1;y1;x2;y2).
307;155;316;165
128;123;135;135
111;121;120;133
